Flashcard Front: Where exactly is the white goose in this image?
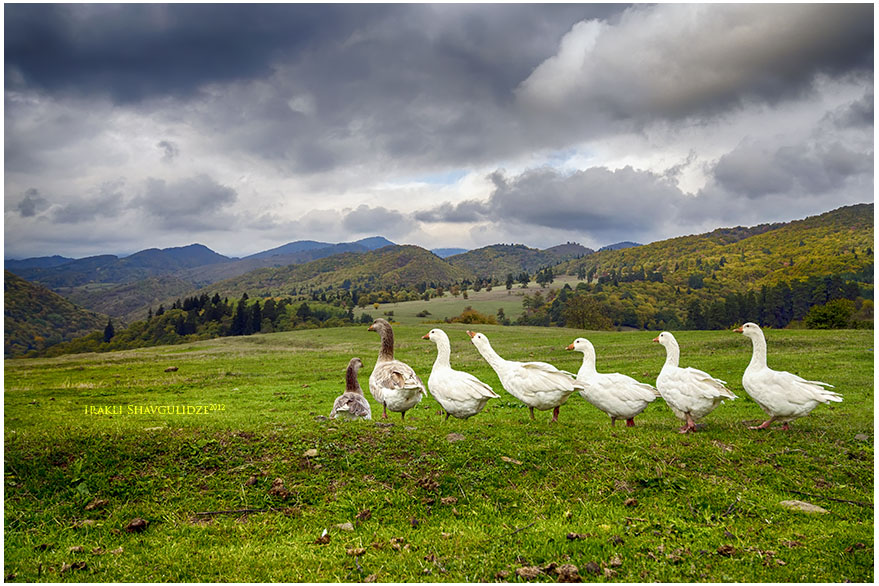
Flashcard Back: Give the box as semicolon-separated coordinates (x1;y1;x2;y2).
467;330;583;423
654;331;737;433
423;328;500;420
367;318;426;420
567;337;660;427
329;358;372;420
735;322;841;430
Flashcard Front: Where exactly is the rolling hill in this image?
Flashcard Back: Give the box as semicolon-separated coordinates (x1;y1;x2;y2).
244;236;395;260
193;244;472;301
447;242;593;278
4;271;109;356
598;241;642;252
431;247;469;258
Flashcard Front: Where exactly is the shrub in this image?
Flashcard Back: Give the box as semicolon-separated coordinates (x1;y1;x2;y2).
449;307;497;325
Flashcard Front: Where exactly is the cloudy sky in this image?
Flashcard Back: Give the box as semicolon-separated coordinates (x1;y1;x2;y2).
4;3;874;259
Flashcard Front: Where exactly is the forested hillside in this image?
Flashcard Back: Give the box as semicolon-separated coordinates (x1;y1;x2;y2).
526;204;873;331
557;204;871;290
4;271;109;356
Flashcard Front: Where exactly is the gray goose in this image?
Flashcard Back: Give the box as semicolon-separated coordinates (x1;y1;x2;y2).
329;357;372;420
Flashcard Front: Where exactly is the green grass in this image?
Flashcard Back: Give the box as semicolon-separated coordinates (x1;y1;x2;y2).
4;325;873;582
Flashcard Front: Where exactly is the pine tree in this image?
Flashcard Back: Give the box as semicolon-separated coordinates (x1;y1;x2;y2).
103;319;115;343
250;301;262;333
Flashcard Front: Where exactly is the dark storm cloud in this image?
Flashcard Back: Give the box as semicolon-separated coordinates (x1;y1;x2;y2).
823;91;875;129
3;4;389;103
4;4;618;105
17;188;48;218
278;5;627;174
417;166;684;232
713;139;872;199
136;175;237;226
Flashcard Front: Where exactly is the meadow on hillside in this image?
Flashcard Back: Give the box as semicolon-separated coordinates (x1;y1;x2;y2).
3;325;873;582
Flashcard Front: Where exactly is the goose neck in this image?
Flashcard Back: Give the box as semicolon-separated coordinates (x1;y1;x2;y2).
578;351;598;377
748;332;768;369
433;337;452;369
346;366;363;395
475;340;505;371
663;341;680;368
377;327;395;362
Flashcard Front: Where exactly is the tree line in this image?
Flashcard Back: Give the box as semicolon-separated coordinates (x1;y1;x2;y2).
33;293;375;358
515;274;872;331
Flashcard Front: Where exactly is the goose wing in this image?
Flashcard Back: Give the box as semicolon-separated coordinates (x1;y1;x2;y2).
373;360;426;393
330;393;372;419
600;372;660;402
505;361;581;397
680;366;737;399
759;368;841;404
442;369;500;400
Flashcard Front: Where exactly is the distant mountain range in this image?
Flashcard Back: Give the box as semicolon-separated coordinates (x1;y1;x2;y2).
5;204;872;343
244;236;395;260
9;244;231;288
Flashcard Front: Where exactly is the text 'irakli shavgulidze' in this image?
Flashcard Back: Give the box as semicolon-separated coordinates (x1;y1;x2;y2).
83;404;226;416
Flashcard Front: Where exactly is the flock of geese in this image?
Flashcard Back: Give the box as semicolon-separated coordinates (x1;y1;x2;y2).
330;318;842;433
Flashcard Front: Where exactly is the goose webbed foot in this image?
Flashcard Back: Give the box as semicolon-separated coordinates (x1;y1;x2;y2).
626;418;635;427
678;414;697;434
550;406;560;424
748;418;775;430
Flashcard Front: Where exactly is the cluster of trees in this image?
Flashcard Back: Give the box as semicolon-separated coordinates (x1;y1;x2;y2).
515;274;872;331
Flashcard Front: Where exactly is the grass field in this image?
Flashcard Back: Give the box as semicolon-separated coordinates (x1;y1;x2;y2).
3;324;874;582
370;277;579;325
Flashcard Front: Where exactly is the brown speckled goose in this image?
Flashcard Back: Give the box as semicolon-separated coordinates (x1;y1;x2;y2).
367;318;426;420
329;357;372;420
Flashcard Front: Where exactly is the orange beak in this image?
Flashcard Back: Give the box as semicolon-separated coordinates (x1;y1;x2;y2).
733;327;743;333
566;343;574;351
466;330;476;338
652;336;660;342
422;333;430;340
